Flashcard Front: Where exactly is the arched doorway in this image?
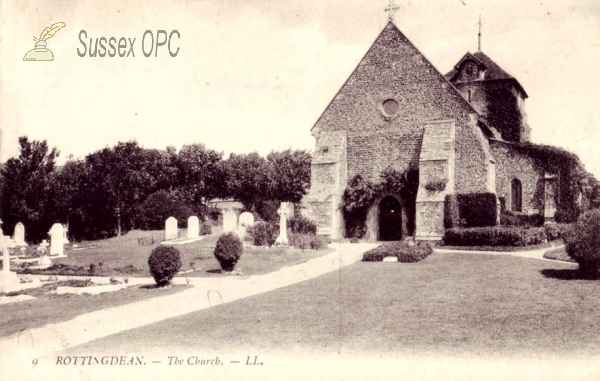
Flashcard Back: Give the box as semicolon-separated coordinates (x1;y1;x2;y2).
379;196;402;241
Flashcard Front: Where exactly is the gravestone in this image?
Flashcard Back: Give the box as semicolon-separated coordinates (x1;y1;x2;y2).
165;217;178;241
14;222;25;245
187;216;200;239
237;212;255;238
63;225;70;244
275;202;289;246
223;209;237;234
1;234;19;293
49;223;64;256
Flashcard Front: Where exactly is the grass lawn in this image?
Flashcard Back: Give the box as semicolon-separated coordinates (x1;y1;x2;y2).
0;283;190;338
17;229;333;278
63;252;600;358
544;246;575;263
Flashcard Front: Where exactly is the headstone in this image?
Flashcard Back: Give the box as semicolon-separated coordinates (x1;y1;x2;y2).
187;216;199;239
165;217;178;241
1;234;19;293
238;212;255;238
383;256;398;262
49;223;64;256
238;212;255;228
275;202;289;246
63;224;70;244
14;222;25;244
223;209;237;233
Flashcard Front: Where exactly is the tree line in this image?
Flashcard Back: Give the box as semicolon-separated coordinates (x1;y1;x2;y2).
0;137;311;242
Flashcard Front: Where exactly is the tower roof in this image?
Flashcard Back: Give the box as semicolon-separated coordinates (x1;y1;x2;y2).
445;51;528;98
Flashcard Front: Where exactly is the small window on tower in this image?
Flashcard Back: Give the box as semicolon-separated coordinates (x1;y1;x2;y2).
382;99;399;116
468;89;472;102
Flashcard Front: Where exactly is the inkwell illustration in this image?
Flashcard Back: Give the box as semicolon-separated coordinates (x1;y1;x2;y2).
23;22;66;61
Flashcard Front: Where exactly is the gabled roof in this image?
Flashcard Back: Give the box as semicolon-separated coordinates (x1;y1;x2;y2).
446;51;528;98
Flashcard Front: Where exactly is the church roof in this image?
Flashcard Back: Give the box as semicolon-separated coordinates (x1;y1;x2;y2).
445;51;528;98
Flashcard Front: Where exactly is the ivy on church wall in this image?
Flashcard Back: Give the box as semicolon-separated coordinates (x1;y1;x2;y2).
340;167;418;238
481;82;525;142
512;142;596;222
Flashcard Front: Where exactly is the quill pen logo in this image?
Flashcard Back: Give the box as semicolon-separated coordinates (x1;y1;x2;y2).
23;22;66;61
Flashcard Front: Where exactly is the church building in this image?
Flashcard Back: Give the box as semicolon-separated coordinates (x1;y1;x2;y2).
304;21;587;241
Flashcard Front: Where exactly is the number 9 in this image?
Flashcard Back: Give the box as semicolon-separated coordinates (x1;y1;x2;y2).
32;359;38;367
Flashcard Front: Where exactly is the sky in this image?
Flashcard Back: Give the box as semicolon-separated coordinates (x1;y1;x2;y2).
1;0;599;178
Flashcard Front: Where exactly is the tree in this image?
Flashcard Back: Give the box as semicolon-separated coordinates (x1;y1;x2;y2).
84;141;169;236
266;149;311;202
0;136;59;242
173;143;225;214
223;152;271;211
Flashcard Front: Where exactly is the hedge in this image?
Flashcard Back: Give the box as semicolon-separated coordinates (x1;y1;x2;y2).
563;209;600;276
500;211;544;227
444;193;498;228
443;226;547;247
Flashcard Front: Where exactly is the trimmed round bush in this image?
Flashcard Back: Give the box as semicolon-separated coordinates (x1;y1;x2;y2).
563;209;600;277
148;246;182;287
214;233;243;272
363;241;432;262
200;222;212;236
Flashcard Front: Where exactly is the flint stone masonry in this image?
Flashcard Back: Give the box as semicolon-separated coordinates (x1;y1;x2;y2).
416;120;456;240
490;140;546;215
305;21;580;240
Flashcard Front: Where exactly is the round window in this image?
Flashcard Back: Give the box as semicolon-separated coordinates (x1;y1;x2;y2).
382;99;399;116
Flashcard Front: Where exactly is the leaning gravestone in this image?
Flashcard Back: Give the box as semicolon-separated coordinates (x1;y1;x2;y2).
275;202;289;246
187;216;200;239
237;212;255;239
14;222;25;245
49;223;64;256
164;217;178;241
223;209;237;234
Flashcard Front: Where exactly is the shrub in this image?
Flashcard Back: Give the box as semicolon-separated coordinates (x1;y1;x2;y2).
443;227;547;247
200;222;212;236
288;215;317;235
208;208;222;224
424;178;447;192
148;246;182;287
544;222;560;241
501;211;544;227
288;231;328;250
138;190;194;230
456;193;498;227
562;209;600;277
362;241;432;262
247;221;278;247
214;233;243;272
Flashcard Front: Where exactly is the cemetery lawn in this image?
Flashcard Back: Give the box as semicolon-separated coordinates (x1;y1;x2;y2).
67;252;600;357
20;229;334;278
0;284;190;338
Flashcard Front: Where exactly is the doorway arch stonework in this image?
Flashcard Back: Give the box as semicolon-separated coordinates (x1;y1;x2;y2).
365;193;408;241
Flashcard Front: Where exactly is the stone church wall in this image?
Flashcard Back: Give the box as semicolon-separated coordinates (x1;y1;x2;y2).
490;140;545;214
311;24;492;197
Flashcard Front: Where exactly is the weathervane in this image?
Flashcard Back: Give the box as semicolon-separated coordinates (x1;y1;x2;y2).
385;0;400;22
